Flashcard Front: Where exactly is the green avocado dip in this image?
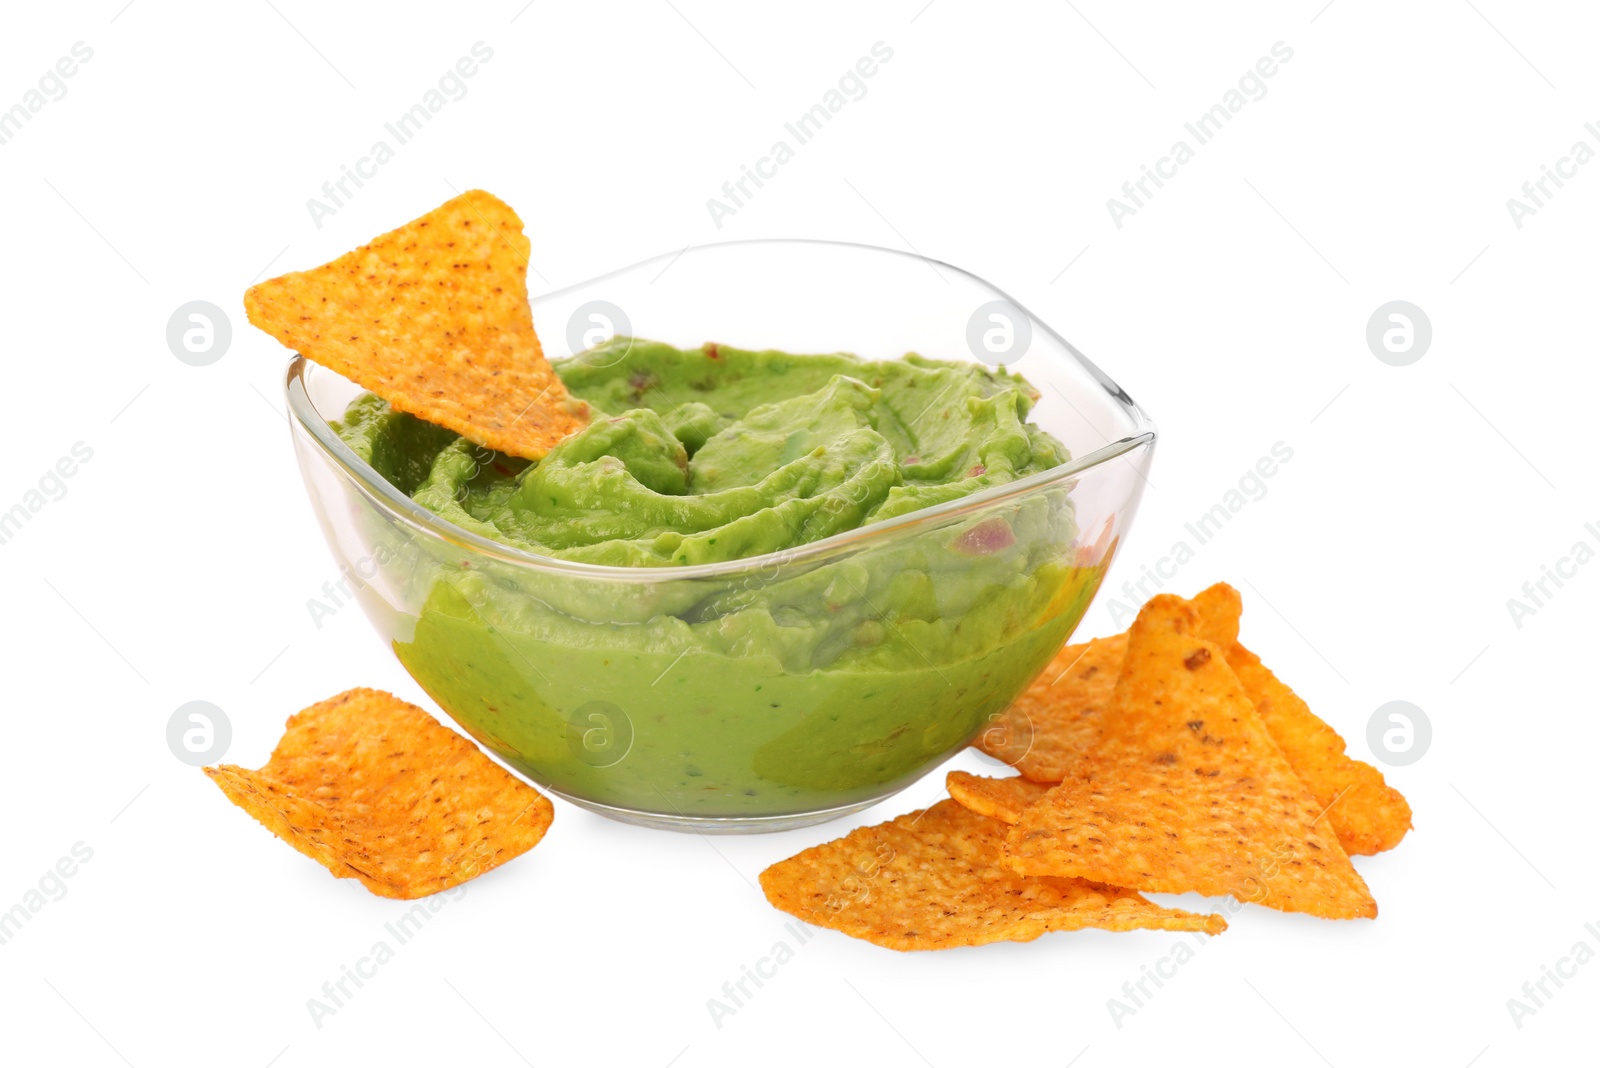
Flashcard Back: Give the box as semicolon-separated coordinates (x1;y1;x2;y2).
333;338;1101;820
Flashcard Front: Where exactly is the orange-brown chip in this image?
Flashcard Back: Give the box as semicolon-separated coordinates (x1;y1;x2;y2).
1190;582;1412;855
972;634;1126;781
946;770;1049;823
1225;644;1412;855
1004;596;1377;920
983;582;1411;856
205;688;553;899
244;190;587;459
760;799;1225;949
1191;581;1243;646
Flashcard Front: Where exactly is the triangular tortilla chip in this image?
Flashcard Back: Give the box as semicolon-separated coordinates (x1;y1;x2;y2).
759;799;1225;950
245;190;587;459
947;770;1049;823
1189;582;1411;855
1004;595;1377;920
206;688;553;899
974;582;1410;855
973;635;1125;781
1225;643;1412;854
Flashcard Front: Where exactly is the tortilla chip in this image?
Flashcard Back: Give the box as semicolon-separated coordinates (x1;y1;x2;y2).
1190;582;1411;854
1191;581;1243;646
759;800;1225;950
972;635;1126;781
946;770;1049;823
978;582;1410;856
1226;645;1412;854
205;688;553;899
1005;596;1377;920
204;766;369;881
244;190;587;459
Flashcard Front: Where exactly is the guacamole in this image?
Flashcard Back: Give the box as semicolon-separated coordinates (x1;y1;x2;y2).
333;339;1096;820
338;338;1070;565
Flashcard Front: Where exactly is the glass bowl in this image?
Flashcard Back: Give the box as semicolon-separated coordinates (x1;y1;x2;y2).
284;239;1154;833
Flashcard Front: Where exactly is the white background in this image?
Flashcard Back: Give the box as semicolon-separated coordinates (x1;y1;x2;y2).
1;2;1594;1065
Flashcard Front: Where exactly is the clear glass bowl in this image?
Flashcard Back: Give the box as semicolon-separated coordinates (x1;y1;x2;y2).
284;239;1154;833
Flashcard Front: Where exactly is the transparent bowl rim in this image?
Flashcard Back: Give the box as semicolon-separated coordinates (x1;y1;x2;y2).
282;237;1156;582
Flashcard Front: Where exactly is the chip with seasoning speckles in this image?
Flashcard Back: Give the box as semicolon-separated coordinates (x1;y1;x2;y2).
946;770;1049;824
1188;582;1412;854
975;582;1411;856
205;688;553;899
1003;595;1377;920
244;190;588;459
972;633;1125;781
758;799;1225;950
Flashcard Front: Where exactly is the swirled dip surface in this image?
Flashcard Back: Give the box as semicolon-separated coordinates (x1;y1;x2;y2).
335;338;1069;565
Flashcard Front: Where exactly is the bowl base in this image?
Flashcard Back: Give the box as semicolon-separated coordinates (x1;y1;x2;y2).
541;787;883;834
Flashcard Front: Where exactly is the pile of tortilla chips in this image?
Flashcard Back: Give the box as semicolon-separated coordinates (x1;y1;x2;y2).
760;583;1412;949
206;688;554;899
